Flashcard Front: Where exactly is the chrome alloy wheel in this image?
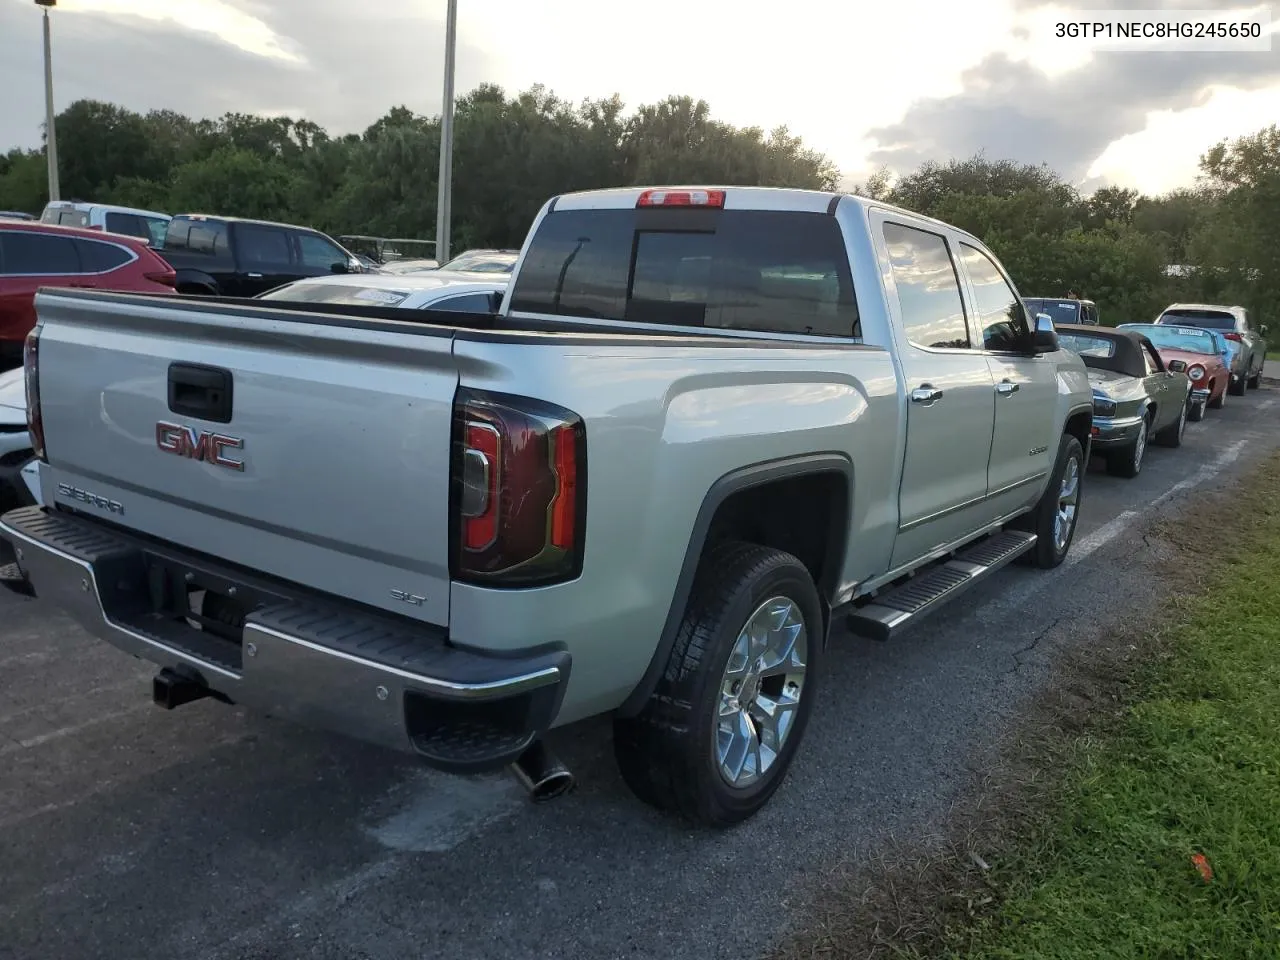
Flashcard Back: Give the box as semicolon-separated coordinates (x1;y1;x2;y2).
714;596;808;788
1132;419;1148;472
1054;453;1081;553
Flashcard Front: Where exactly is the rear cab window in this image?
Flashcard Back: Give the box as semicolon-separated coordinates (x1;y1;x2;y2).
508;206;861;339
1158;308;1237;331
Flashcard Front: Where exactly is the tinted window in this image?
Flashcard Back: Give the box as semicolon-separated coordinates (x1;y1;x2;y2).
430;291;500;313
1158;309;1236;330
105;212;146;239
509;208;860;338
1024;299;1081;326
75;239;132;272
188;221;230;256
0;231;81;274
237;224;292;266
882;222;968;349
959;243;1029;352
297;233;347;269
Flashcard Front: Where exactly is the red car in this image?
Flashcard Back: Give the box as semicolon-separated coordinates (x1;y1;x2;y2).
0;220;176;370
1118;322;1230;421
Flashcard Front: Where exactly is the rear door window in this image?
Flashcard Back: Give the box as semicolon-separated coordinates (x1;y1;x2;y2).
237;224;293;267
509;208;860;338
75;239;133;273
0;231;82;274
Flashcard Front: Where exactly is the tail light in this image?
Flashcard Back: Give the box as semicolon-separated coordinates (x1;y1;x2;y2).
637;188;725;208
451;389;586;586
24;328;46;462
1224;333;1243;342
145;269;177;287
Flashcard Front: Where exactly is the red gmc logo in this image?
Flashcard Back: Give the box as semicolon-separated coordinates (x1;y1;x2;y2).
156;421;245;471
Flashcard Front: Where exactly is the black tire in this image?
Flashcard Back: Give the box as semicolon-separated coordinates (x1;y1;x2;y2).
1188;398;1206;422
613;541;825;827
1014;433;1084;569
1156;399;1188;448
1106;414;1149;479
1210;384;1227;410
1248;360;1263;389
1229;372;1247;396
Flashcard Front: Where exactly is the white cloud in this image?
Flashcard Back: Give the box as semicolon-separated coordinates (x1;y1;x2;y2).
58;0;300;61
1088;82;1280;193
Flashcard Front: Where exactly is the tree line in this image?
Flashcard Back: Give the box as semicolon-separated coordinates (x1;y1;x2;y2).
1;86;1275;327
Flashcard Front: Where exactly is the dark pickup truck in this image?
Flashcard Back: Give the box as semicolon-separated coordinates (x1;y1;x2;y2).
162;215;363;298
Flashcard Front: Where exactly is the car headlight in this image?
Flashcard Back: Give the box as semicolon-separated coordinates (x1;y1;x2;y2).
1188;365;1206;382
1093;397;1117;417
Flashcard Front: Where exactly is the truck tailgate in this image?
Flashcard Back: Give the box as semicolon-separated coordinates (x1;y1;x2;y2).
35;292;457;626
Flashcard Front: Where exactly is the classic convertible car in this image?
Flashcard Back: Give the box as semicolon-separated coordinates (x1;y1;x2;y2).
1056;324;1193;478
1116;322;1232;420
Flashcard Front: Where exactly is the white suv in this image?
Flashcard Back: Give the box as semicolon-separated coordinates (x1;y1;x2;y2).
40;201;171;248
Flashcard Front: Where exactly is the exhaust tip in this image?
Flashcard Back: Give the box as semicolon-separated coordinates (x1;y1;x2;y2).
510;740;575;803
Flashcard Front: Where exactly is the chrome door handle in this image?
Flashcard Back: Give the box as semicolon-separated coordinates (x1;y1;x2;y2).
996;380;1019;396
910;386;944;405
247;272;263;279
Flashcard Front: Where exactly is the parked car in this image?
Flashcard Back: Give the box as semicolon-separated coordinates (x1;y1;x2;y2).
161;215;365;298
1154;303;1268;395
1025;297;1100;326
438;249;519;274
1057;324;1192;477
0;364;36;505
0;211;36;222
0;220;177;371
40;200;171;248
1116;322;1231;419
378;258;442;275
1;185;1094;827
258;271;506;313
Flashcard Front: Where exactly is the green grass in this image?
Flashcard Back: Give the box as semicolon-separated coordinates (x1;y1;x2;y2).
944;472;1280;959
1267;351;1280;362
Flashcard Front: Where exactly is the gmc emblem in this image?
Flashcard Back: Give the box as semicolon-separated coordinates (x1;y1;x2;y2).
156;421;245;471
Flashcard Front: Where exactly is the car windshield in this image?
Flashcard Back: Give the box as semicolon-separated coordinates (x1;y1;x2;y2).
1025;299;1080;325
1058;333;1116;358
1158;309;1236;330
258;283;410;307
1119;324;1215;355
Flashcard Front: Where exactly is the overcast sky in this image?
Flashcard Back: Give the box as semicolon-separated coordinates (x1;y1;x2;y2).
1;0;1277;195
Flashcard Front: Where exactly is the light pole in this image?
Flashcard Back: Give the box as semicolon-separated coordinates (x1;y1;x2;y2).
435;0;457;266
36;0;60;202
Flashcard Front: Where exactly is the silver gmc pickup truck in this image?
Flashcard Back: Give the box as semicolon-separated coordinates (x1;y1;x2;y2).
1;187;1093;826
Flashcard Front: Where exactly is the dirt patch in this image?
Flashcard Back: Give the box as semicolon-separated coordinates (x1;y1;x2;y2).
769;456;1280;960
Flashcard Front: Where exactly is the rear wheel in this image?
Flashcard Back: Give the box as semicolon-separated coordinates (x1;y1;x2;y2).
1248;360;1263;389
613;541;824;827
1106;414;1149;478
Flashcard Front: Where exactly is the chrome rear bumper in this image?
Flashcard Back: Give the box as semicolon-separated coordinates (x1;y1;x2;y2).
0;506;570;772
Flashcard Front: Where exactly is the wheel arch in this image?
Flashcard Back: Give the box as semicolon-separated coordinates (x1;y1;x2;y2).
615;453;853;717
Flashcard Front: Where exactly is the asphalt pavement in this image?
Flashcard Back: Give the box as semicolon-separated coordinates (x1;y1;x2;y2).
2;385;1278;960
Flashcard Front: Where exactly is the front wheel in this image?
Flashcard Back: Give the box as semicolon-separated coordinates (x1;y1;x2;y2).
613;541;824;827
1188;398;1207;422
1106;415;1148;478
1016;433;1084;569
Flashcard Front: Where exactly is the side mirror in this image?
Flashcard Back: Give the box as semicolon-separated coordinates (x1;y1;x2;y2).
1032;313;1058;352
330;260;349;274
1167;359;1188;374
